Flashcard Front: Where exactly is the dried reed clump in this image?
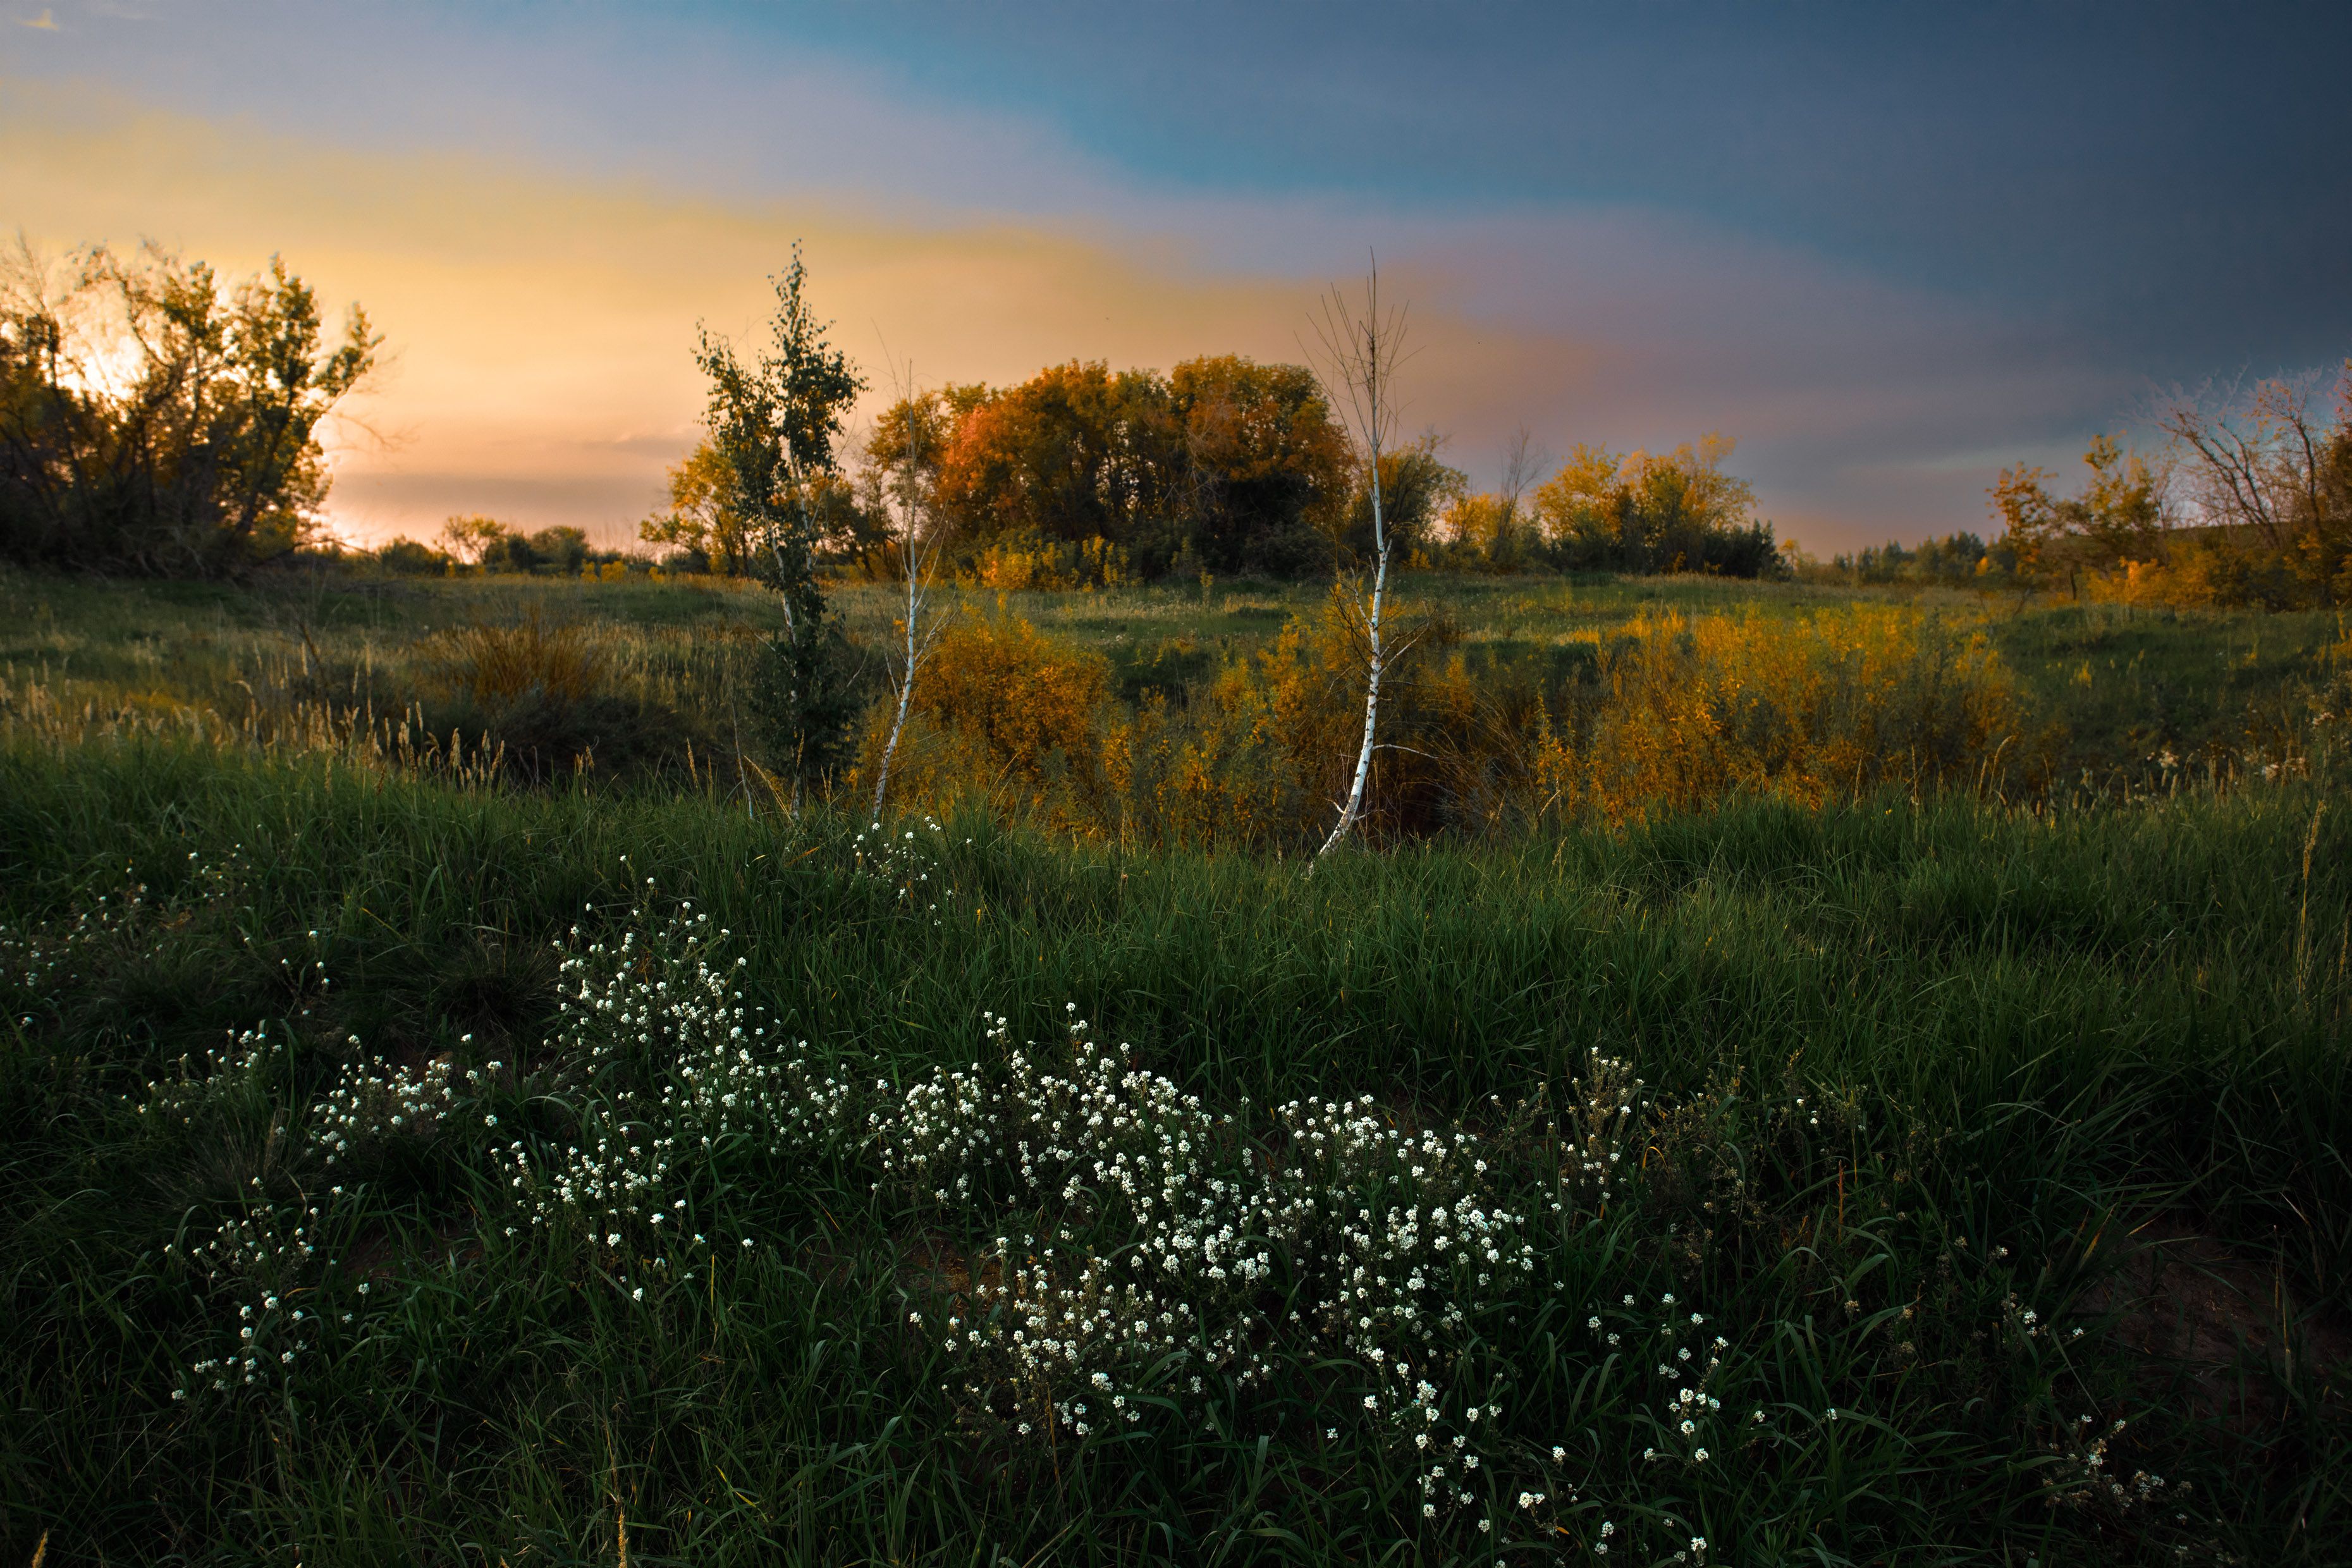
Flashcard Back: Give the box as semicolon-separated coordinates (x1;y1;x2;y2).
429;614;611;707
416;613;689;785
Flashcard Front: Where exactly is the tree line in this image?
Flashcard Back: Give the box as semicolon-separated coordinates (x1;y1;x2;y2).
0;238;1785;589
21;235;2338;613
1977;372;2352;608
642;363;1783;584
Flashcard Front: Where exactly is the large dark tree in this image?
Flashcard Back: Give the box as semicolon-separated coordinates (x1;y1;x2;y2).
0;243;377;576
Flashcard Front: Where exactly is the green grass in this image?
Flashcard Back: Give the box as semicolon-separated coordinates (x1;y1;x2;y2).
2;730;2346;1564
1;567;2347;1564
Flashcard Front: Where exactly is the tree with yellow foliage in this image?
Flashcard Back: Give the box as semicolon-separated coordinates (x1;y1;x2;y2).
1529;434;1773;575
1988;434;2168;594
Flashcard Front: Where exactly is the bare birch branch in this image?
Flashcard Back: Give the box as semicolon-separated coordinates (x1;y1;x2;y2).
1304;255;1410;860
869;346;947;819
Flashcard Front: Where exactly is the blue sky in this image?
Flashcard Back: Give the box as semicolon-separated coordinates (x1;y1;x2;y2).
6;1;2347;548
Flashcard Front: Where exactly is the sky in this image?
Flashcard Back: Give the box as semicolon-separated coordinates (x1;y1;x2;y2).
5;1;2348;552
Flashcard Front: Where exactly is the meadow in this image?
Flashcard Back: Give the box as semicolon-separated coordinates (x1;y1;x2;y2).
4;568;2339;836
1;566;2348;1565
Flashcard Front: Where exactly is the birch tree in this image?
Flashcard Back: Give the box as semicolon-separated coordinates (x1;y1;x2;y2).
867;365;953;817
1309;259;1410;858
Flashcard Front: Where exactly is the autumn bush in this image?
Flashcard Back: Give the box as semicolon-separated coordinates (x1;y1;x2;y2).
870;616;1114;826
965;531;1129;591
860;601;2042;850
1543;606;2044;825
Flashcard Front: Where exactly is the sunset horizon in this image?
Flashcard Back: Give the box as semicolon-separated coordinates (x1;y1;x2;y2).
11;1;2346;554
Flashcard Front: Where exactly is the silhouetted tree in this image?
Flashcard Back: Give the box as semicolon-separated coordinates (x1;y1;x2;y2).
0;242;377;575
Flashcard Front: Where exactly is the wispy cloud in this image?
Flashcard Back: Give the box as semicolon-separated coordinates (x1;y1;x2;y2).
16;8;59;29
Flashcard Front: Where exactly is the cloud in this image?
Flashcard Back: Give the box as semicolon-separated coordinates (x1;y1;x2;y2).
16;8;59;28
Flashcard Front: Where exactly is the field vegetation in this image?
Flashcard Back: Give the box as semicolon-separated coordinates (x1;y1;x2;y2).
3;566;2349;1565
4;568;2339;849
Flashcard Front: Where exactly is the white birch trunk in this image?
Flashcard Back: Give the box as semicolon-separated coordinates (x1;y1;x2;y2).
867;388;935;818
871;535;921;818
1318;457;1387;857
1308;260;1404;860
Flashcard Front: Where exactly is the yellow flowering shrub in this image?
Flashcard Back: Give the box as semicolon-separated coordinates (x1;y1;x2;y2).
861;617;1113;827
1547;607;2037;826
869;601;2043;847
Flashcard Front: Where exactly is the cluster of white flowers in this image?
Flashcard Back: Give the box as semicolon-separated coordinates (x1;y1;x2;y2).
871;1053;1003;1203
496;891;854;1246
134;1023;285;1126
126;893;1727;1552
1549;1048;1643;1217
1;866;156;1023
260;898;1621;1540
900;1012;1275;1430
850;816;959;925
8;847;283;1032
2043;1414;2181;1517
165;1192;335;1398
501;1109;680;1249
864;1006;1547;1522
1607;1292;1728;1466
1403;1389;1510;1517
2032;1410;2192;1523
310;1039;457;1167
496;899;721;1241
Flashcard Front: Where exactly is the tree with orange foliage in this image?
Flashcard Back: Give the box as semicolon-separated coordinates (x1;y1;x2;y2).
931;361;1161;548
923;355;1352;578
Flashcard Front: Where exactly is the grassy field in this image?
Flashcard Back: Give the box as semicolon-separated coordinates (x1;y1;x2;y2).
1;568;2348;1564
4;567;2341;824
6;568;2340;756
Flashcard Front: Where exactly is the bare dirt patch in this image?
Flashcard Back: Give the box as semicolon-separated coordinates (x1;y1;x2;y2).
2075;1216;2349;1431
